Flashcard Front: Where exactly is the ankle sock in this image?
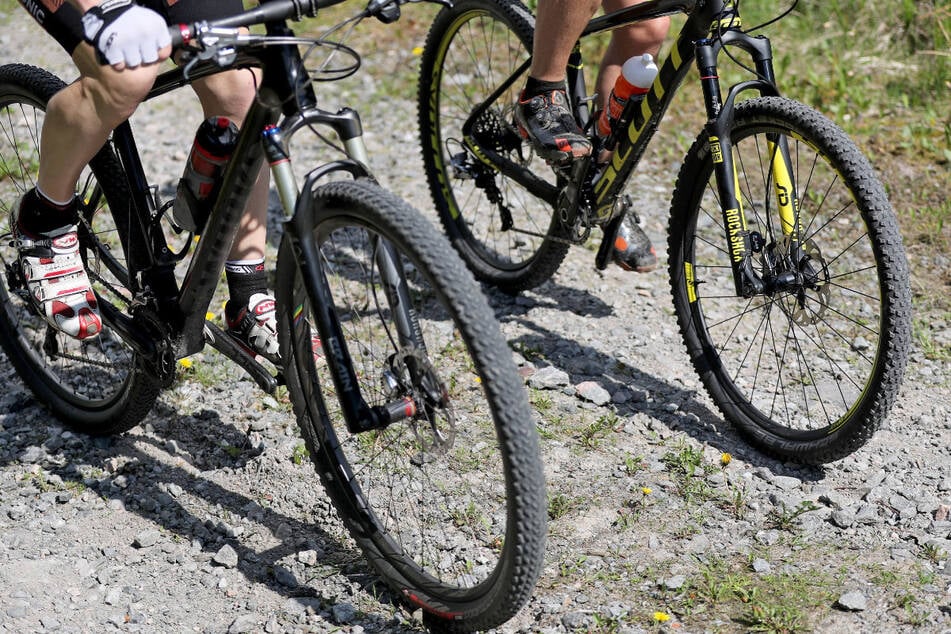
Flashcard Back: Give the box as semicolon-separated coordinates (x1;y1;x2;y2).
224;258;267;321
17;188;78;235
524;76;567;99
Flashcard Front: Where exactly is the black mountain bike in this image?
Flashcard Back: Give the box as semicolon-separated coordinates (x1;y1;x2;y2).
417;0;912;465
0;0;546;629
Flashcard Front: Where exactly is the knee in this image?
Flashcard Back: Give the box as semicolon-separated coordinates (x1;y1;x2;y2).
73;65;158;128
69;46;159;126
611;16;669;57
635;16;671;52
192;69;260;125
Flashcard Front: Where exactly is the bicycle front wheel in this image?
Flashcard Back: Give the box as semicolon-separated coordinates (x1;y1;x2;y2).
276;179;546;632
0;64;159;435
668;97;911;464
418;0;570;293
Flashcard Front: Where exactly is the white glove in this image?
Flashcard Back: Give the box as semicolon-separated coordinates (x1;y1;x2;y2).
81;0;171;68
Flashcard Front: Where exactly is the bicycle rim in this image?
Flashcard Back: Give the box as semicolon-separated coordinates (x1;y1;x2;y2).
670;98;910;462
420;0;568;289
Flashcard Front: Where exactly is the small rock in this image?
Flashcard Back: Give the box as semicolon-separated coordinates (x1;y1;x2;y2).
297;550;319;566
751;558;771;574
663;575;686;590
19;446;44;463
332;602;357;624
772;475;802;491
528;366;570;389
133;529;161;548
560;611;592;630
273;565;298;588
575;381;611;406
836;590;867;611
830;509;855;528
228;614;260;633
213;544;240;568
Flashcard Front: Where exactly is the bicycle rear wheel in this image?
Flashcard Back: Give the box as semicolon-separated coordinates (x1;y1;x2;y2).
0;64;159;434
668;97;911;464
418;0;570;293
276;179;546;632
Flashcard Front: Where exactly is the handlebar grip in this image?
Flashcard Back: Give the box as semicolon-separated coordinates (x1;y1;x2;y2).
166;0;363;50
168;23;193;49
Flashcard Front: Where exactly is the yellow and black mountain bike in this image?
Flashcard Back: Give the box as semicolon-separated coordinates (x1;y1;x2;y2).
417;0;912;465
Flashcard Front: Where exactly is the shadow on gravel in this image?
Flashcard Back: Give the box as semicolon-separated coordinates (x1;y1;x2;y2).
483;284;828;481
0;389;424;632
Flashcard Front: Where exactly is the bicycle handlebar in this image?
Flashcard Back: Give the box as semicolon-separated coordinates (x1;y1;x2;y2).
168;0;413;47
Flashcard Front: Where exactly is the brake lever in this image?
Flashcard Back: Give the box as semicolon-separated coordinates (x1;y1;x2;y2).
181;25;247;80
364;0;452;24
365;0;401;23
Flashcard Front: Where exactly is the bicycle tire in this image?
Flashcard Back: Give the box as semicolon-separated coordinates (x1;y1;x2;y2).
418;0;571;293
668;96;911;464
0;63;160;435
275;179;546;632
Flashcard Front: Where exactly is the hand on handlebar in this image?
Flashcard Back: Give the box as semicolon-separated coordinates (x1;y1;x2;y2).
81;0;172;69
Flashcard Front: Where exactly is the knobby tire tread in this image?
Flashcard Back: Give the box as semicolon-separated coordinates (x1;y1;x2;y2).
667;97;911;464
418;0;571;293
276;179;545;632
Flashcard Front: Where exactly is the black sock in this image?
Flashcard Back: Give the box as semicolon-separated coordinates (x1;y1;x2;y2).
224;259;267;321
16;188;78;235
524;76;567;98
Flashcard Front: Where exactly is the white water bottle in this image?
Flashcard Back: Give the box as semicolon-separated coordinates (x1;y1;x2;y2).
596;53;658;139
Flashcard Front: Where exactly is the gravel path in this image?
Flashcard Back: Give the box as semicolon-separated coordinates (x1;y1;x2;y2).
1;11;949;634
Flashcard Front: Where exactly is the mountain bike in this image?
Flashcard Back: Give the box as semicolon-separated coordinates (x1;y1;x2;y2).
417;0;912;465
0;0;547;629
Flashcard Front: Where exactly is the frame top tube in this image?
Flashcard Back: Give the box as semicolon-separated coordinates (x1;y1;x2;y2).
584;0;700;37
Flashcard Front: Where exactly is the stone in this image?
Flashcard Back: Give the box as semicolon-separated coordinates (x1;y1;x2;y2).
528;366;570;389
213;544;239;568
836;590;867;611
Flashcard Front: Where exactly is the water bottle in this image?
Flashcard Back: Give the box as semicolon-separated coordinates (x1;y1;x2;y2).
596;53;658;140
172;116;239;233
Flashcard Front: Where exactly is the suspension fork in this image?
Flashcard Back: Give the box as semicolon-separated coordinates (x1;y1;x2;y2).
696;30;791;297
270;114;418;433
743;32;804;248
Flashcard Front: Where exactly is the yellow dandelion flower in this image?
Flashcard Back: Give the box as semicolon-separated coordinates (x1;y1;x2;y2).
205;311;215;321
178;358;193;369
721;452;732;466
653;611;671;622
412;46;424;56
641;487;652;495
474;376;482;384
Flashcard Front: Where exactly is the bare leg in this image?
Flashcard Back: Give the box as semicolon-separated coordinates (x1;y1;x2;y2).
37;44;163;202
529;0;601;82
595;0;670;110
190;68;269;263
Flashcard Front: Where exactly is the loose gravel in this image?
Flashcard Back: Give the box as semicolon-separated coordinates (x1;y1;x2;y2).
1;11;949;634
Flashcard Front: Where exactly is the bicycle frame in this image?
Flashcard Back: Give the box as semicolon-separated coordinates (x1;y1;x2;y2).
95;3;421;433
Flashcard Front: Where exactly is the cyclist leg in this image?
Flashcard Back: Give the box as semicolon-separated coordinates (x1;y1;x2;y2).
15;1;166;339
515;0;600;163
191;69;280;364
594;0;669;111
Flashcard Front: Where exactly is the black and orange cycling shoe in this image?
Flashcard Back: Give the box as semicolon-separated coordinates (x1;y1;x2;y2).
515;89;592;164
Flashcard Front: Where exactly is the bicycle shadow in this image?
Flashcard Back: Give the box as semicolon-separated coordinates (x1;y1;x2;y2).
482;280;828;480
0;389;426;632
